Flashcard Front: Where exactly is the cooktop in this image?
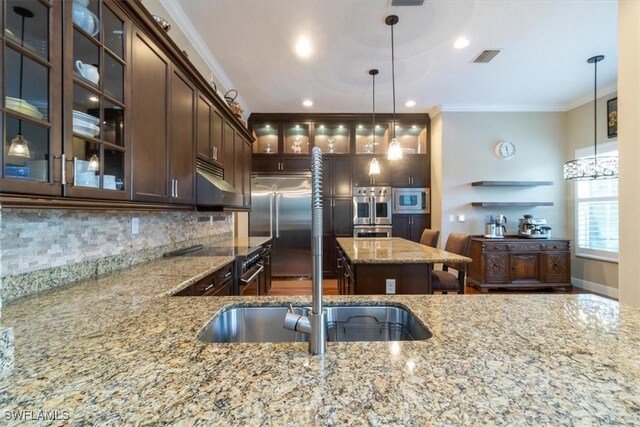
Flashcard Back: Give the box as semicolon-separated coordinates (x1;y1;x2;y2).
164;244;261;258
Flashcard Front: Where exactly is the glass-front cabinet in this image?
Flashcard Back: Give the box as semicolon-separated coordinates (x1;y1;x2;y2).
393;122;427;154
1;0;62;195
355;123;388;155
283;123;310;155
64;0;128;198
251;122;278;154
313;123;349;154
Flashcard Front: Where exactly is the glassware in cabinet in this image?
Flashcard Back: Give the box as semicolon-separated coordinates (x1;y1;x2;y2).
252;123;278;154
393;123;426;154
284;123;309;155
355;123;388;155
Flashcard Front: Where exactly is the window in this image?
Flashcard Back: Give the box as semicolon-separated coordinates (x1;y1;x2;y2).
574;142;618;262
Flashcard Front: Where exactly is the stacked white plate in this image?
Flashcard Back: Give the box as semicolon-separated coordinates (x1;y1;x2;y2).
73;110;100;138
6;97;44;120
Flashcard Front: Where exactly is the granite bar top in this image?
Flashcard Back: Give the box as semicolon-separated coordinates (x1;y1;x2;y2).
1;255;639;425
337;237;473;264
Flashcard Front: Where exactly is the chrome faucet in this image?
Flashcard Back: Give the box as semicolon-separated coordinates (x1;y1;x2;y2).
283;147;327;355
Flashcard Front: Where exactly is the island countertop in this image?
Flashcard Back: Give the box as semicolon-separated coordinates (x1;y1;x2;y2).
337;237;473;264
1;254;639;425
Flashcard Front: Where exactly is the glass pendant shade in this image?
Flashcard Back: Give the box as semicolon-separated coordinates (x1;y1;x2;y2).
564;156;618;180
88;154;100;171
8;134;31;158
369;157;381;175
387;137;403;160
564;55;618;181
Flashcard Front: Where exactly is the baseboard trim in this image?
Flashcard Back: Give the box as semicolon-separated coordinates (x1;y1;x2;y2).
572;277;619;300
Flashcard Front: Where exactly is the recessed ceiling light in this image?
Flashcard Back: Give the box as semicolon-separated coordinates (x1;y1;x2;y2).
405;100;416;107
302;100;313;107
454;37;470;49
89;96;99;102
295;36;312;59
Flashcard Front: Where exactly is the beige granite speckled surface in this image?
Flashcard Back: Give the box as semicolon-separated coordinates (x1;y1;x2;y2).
1;255;639;425
338;237;473;264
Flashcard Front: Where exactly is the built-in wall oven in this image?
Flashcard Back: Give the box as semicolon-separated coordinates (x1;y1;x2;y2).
353;186;392;226
238;247;265;296
392;188;430;214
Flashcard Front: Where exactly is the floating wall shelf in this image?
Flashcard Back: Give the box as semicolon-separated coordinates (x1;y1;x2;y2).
471;181;554;187
471;202;554;207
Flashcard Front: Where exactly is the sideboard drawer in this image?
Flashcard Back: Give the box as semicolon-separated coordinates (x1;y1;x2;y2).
507;243;541;251
541;243;569;251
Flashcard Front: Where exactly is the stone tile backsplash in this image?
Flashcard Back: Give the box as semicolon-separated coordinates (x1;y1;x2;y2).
0;209;233;302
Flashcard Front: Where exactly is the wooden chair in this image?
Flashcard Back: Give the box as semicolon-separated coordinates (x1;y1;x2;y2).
431;233;472;294
420;228;440;248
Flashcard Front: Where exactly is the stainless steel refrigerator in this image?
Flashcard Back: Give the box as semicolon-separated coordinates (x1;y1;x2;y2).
250;175;312;279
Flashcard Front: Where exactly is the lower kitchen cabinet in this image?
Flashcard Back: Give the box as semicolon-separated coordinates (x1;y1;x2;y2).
173;261;234;296
322;198;353;277
467;237;572;293
392;214;430;242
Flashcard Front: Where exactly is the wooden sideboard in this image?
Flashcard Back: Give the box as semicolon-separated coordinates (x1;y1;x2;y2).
467;237;571;293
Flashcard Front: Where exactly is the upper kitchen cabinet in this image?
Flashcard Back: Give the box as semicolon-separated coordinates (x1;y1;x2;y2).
283;122;310;155
353;156;390;186
196;92;223;165
313;123;350;155
1;0;62;196
355;123;388;155
64;0;130;200
392;122;428;155
390;155;430;187
251;122;278;154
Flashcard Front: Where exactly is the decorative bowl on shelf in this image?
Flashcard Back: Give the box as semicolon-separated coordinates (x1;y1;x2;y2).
5;97;44;120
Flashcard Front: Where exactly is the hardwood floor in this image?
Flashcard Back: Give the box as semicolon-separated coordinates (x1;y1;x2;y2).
269;279;606;298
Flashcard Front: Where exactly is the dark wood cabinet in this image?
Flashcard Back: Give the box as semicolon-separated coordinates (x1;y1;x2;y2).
252;156;310;172
169;69;195;204
391;155;429;187
223;122;235;187
353;156;390;186
196;94;212;160
467;238;572;293
322;197;353;277
242;140;252;208
173;261;234;296
233;132;243;196
131;28;169;203
392;214;430;242
323;156;352;197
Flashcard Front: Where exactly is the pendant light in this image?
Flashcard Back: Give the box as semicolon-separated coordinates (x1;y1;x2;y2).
7;6;34;159
386;15;402;161
88;154;100;171
369;69;381;175
564;55;618;180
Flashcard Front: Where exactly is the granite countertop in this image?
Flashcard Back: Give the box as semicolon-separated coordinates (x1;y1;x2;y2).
337;237;473;264
1;254;640;424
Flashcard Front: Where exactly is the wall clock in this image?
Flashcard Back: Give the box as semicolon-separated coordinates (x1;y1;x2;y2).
494;141;516;160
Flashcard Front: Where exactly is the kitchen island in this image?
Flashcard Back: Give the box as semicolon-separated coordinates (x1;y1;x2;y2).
336;237;472;294
1;253;639;425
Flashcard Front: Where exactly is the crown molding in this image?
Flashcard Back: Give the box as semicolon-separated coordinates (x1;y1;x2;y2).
562;85;618;111
158;0;251;117
439;104;567;112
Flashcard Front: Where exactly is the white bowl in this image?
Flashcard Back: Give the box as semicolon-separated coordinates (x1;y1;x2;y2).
103;175;116;190
73;110;100;125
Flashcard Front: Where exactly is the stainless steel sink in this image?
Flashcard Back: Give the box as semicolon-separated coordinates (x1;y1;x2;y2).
197;305;432;343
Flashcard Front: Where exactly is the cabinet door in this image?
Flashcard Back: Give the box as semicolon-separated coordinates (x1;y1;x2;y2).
169;69;195;204
323;235;335;276
132;29;169;202
322;158;332;197
370;158;390;186
243;140;252;207
233;132;243;197
391;158;412;187
252;156;280;172
282;157;310;171
333;157;352;196
1;0;62;196
485;253;509;283
322;197;332;233
541;253;570;283
509;254;539;282
223;122;234;186
211;109;223;163
392;215;411;240
196;93;211;160
352;157;372;187
410;155;430;187
333;198;353;236
409;215;431;242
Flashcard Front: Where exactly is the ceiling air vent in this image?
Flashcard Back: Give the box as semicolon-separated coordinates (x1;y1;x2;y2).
472;49;501;63
391;0;424;6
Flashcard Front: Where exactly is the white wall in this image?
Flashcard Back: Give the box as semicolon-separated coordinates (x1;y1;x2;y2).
565;92;619;293
430;114;443;235
436;112;567;244
618;0;640;307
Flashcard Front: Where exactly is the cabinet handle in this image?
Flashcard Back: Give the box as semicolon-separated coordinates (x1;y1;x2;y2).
204;283;215;292
175;179;179;198
61;154;67;185
223;271;232;278
169;179;173;197
512;266;516;269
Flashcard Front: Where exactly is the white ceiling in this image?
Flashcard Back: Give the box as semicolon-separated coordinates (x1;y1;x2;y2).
158;0;618;115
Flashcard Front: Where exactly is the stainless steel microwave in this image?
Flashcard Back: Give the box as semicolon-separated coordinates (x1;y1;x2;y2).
392;188;430;214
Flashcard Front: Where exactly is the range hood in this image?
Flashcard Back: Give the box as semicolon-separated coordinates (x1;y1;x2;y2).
196;160;243;207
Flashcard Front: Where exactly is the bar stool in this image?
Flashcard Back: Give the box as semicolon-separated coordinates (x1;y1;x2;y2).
419;228;440;248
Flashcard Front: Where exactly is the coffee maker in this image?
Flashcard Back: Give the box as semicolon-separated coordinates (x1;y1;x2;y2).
484;214;506;239
518;215;551;239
